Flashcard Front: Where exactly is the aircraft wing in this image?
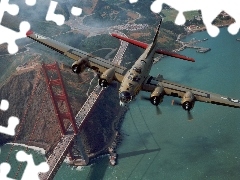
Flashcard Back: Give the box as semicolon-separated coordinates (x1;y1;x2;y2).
26;30;127;82
111;33;195;62
142;76;240;108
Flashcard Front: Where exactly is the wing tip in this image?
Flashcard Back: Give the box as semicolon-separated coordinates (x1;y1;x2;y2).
187;57;195;62
26;30;34;36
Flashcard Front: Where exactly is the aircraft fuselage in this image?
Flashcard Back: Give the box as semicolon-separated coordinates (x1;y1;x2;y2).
119;42;156;105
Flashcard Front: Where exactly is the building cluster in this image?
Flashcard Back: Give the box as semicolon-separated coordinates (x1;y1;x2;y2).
220;11;230;18
185;25;201;32
16;62;39;71
112;23;148;31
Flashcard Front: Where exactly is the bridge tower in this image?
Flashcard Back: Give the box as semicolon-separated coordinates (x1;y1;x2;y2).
41;62;89;164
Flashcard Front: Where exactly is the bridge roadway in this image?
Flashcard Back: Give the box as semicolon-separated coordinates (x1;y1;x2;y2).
111;30;129;65
39;86;103;180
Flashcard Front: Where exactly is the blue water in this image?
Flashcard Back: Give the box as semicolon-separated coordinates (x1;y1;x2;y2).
1;27;240;179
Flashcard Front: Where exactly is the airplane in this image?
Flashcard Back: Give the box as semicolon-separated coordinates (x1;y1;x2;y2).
26;19;240;119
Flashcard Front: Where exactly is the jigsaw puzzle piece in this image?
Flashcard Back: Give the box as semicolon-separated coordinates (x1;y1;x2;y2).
0;99;19;136
201;7;221;37
16;151;49;180
223;2;240;35
151;0;206;25
0;162;15;180
0;0;19;18
0;0;31;54
0;21;30;54
46;0;65;26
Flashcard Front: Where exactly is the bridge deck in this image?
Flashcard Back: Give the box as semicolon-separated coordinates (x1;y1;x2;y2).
39;85;102;180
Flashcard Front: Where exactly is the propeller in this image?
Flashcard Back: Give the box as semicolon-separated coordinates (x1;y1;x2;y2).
171;100;194;121
156;105;162;115
141;96;162;115
187;111;193;121
99;79;108;88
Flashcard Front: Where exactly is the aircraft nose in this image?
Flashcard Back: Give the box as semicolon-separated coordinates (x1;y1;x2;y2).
119;91;132;103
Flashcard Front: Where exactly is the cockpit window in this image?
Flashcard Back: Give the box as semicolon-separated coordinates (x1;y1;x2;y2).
128;74;140;82
132;75;140;82
133;67;141;73
141;60;146;64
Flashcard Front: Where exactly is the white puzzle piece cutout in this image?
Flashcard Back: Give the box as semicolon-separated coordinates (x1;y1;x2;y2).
0;163;15;180
0;100;19;136
71;6;82;16
25;0;36;6
0;0;30;54
130;0;240;37
0;100;9;111
16;151;49;180
46;0;65;26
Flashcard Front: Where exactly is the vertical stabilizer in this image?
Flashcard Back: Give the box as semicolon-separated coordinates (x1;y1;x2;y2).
152;18;162;47
147;18;162;56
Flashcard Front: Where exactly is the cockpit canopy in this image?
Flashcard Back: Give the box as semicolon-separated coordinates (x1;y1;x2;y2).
133;66;141;73
128;73;140;82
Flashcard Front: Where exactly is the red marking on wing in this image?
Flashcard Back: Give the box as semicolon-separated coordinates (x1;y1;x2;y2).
26;30;34;36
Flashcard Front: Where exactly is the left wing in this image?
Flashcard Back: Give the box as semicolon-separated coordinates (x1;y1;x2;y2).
111;33;195;62
26;30;127;82
142;76;240;108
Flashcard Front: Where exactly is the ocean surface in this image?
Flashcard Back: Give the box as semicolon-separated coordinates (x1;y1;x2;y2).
1;27;240;180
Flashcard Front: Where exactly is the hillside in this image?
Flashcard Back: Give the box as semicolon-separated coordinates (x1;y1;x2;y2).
0;62;89;151
0;60;126;156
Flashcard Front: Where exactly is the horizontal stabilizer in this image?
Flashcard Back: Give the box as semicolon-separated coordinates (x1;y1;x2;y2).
155;49;195;62
111;33;148;49
111;33;195;62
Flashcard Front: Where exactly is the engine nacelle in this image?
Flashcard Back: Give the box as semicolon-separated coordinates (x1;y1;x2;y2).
181;91;195;111
98;67;115;88
72;58;89;74
150;86;164;106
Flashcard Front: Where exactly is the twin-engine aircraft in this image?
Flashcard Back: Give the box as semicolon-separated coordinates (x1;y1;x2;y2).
26;19;240;118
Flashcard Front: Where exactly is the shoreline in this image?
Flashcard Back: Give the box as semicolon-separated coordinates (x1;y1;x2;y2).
154;22;234;64
6;142;45;155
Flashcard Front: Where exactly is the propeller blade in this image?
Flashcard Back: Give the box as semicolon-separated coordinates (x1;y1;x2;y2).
141;96;150;101
156;105;162;115
142;96;162;115
187;111;193;121
171;100;181;106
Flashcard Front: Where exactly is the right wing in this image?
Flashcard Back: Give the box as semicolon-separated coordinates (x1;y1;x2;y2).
142;75;240;108
26;30;128;82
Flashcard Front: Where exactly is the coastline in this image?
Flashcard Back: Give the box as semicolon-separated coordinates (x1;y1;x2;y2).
6;142;45;155
87;106;127;160
154;21;234;64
